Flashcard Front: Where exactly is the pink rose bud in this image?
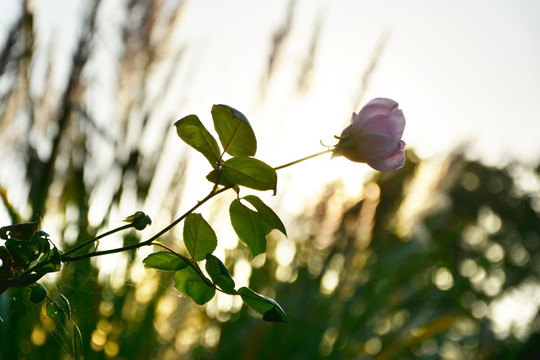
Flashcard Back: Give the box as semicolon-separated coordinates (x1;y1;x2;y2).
333;98;406;172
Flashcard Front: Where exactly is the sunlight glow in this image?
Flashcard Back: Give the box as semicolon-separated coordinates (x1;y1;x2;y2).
318;327;338;356
459;258;478;278
275;264;296;283
395;160;449;240
510;243;530;267
418;339;438;356
471;300;488;319
433;267;454;291
154;295;178;341
364;337;382;355
204;326;221;348
104;341;120;358
275;238;296;266
354;181;379;250
30;326;46;346
477;207;502;235
90;328;107;351
233;258;251;288
320;269;340;295
484;242;504;263
488;280;540;341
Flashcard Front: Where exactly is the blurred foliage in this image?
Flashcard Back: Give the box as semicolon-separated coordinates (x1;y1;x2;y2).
2;1;540;360
210;153;540;360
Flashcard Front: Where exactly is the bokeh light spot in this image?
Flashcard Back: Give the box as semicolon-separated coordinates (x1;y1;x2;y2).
433;267;454;291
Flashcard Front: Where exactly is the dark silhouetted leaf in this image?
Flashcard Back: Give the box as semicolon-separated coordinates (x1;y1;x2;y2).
237;287;287;323
123;211;152;230
0;221;37;240
205;254;236;294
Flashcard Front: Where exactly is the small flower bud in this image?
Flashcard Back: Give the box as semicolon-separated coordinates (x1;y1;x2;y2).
123;211;152;230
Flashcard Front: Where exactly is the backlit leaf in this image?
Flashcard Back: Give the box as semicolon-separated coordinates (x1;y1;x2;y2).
206;168;236;187
183;213;217;261
229;199;271;256
222;157;277;191
237;287;288;323
174;114;221;168
243;195;287;236
143;251;188;271
174;265;215;305
211;105;256;156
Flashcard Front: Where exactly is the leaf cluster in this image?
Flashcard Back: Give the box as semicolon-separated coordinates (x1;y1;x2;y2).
138;105;289;322
0;223;61;293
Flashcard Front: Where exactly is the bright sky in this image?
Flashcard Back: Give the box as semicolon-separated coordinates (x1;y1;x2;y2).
160;0;540;213
0;0;538;226
2;0;539;206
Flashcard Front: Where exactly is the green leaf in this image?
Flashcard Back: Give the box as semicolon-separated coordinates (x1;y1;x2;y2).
229;199;272;257
46;302;67;323
72;324;84;360
237;287;288;323
143;251;189;271
183;213;218;261
222;157;277;191
206;169;236;187
211;104;256;156
174;265;215;305
205;254;236;294
174;114;221;169
37;247;62;274
243;195;287;236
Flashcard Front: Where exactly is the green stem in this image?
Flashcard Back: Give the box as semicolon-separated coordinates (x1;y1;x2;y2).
60;148;333;263
273;149;333;171
60;184;234;263
61;223;134;257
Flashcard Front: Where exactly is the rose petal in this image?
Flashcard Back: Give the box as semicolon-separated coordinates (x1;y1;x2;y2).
334;98;406;172
337;134;400;163
353;100;405;140
367;148;406;172
357;134;403;161
353;98;399;126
